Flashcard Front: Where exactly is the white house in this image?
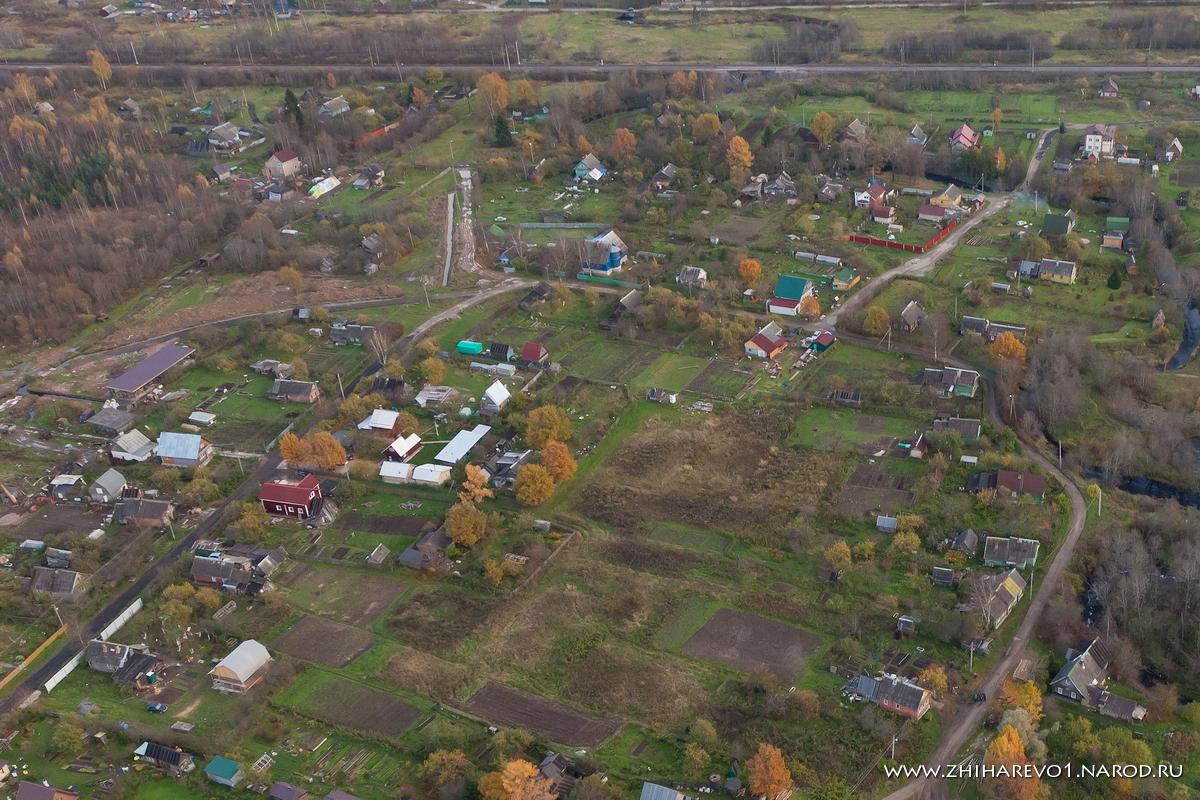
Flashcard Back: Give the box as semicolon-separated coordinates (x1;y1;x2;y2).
1083;124;1115;158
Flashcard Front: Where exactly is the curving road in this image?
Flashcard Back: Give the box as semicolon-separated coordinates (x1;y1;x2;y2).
821;125;1087;799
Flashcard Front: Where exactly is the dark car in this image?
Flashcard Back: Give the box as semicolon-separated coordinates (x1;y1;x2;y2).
147;702;168;713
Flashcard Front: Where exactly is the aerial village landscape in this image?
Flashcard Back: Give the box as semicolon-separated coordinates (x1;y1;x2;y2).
1;3;1200;800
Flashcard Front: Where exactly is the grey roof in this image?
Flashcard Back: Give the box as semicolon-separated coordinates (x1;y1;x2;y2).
89;407;135;432
112;429;155;460
842;675;880;701
366;544;391;565
876;676;928;712
192;557;242;584
137;742;187;767
983;536;1040;567
1051;639;1109;697
639;784;689;800
17;783;64;800
158;432;205;461
86;640;132;672
900;300;924;327
932;417;982;440
272;784;308;800
114;652;159;685
107;345;194;392
30;566;80;595
931;566;955;587
269;379;318;399
577;153;603;171
953;529;980;555
92;468;128;498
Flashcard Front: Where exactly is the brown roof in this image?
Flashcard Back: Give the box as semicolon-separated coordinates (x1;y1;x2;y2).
996;470;1047;497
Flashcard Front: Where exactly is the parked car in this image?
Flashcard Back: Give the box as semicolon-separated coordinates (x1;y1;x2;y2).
147;702;168;713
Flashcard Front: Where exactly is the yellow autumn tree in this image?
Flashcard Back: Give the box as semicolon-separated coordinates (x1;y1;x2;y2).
309;431;347;469
514;79;537;107
810;111;835;146
799;295;820;318
983;725;1040;800
693;113;721;143
514;464;555;505
87;50;112;90
863;305;891;337
525;405;572;448
477;72;510;121
501;760;556;800
446;501;487;547
459;464;495;504
726;135;754;186
738;258;762;285
576;135;593;154
279;432;311;463
990;331;1026;361
999;679;1044;726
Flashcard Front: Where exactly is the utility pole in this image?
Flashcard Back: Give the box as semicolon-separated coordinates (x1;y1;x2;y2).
337;373;345;400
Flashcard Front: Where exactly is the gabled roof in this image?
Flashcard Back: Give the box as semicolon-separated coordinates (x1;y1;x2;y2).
17;783;76;800
30;567;80;595
192;557;242;584
1038;258;1076;278
384;433;422;457
577;153;603;172
114;652;160;685
1041;213;1074;235
358;408;400;431
259;474;321;507
996;470;1047;497
206;756;242;780
639;784;690;800
774;274;810;301
483;381;512;406
112;429;155;458
1051;638;1109;697
933;185;961;202
435;424;492;464
158;432;206;461
92;468;128;498
932;417;981;440
522;342;549;361
876;675;930;712
86;640;132;672
983;536;1040;566
115;498;173;524
900;300;924;327
270;148;299;164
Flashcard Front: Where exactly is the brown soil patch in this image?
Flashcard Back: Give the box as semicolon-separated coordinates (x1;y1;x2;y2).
577;410;845;534
635;330;688;348
834;462;917;517
274;563;314;588
334;513;434;536
459;682;623;748
770;582;794;593
855;415;886;434
172;698;202;719
682;608;822;681
14;505;99;540
272;614;375;668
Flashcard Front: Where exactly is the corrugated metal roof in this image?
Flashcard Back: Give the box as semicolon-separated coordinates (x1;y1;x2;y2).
435;424;492;464
210;640;270;681
158;432;203;461
107;345;194;392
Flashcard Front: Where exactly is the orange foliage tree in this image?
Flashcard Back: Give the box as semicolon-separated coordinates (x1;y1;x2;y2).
745;743;792;798
693;113;721;143
990;331;1027;362
476;72;510;121
983;725;1040;800
738;258;762;285
540;441;577;483
799;295;820;318
610;128;638;163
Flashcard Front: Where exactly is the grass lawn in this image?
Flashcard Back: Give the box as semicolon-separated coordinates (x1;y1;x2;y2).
626;353;710;391
790;406;919;449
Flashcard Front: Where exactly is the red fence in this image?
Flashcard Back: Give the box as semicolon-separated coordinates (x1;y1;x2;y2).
849;218;960;254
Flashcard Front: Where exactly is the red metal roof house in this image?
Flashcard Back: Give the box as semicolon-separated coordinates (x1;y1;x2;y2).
259;474;322;519
522;342;549;362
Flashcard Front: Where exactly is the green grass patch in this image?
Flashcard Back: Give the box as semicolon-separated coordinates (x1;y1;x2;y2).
654;597;720;653
645;523;733;553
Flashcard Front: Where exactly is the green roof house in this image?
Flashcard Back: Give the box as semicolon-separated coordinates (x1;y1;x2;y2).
832;267;859;291
205;756;244;788
1040;211;1076;239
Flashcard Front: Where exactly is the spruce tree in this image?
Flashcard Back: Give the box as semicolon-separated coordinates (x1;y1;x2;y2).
494;114;513;147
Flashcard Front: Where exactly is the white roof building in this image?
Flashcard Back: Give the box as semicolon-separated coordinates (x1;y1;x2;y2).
111;430;156;462
379;461;414;483
358;408;400;431
411;464;452;485
483;381;512;407
434;424;492;464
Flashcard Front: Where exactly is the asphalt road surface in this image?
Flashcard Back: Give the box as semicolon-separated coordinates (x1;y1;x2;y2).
1;61;1199;76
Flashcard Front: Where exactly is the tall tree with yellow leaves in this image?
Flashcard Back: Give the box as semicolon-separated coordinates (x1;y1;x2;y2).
525;405;572;448
514;79;538;107
501;760;556;800
738;258;762;286
983;725;1040;800
477;72;511;121
279;432;310;463
514;464;555;505
87;51;112;90
309;432;347;469
745;743;791;798
726;135;754;186
810;111;835;146
459;464;495;504
446;501;487;547
693;113;721;143
999;679;1044;725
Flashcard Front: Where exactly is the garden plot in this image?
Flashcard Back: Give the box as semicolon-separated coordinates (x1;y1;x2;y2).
289;674;421;738
460;682;623;748
833;461;918;518
683;360;752;399
559;340;660;383
277;564;409;626
271;615;375;668
333;513;432;536
645;524;732;553
682;608;822;680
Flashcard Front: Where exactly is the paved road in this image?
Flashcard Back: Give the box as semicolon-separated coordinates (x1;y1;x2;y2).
1;61;1199;76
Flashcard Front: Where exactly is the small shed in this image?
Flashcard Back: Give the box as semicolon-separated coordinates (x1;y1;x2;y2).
205;756;243;788
876;516;898;533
